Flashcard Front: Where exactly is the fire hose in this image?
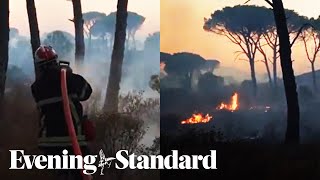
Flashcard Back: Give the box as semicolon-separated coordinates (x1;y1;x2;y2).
60;68;92;180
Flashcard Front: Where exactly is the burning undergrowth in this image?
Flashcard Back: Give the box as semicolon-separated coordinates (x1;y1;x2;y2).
179;92;272;126
216;92;239;112
181;113;213;124
161;78;320;143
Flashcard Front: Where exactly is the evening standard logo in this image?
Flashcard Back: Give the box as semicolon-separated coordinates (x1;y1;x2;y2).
9;149;217;175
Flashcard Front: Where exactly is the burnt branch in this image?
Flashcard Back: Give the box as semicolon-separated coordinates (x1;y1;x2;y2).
301;34;312;62
290;23;313;48
234;51;246;61
264;0;273;7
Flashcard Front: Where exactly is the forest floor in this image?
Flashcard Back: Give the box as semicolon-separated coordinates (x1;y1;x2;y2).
161;134;320;180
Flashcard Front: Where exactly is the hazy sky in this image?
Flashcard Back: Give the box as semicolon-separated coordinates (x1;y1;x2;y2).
10;0;160;41
161;0;320;78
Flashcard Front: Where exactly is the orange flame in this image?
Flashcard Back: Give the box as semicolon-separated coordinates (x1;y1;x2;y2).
181;113;213;124
216;93;239;112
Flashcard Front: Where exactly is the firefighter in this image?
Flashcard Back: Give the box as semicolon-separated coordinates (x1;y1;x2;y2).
32;45;93;179
31;45;95;151
31;45;92;137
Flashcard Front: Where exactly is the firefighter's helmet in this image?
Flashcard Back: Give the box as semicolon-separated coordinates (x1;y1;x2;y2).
34;45;58;65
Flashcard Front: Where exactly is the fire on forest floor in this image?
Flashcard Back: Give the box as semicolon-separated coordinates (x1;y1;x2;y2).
180;92;272;125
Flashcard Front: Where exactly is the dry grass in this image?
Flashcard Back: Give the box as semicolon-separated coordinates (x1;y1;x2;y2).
88;90;160;180
0;84;54;179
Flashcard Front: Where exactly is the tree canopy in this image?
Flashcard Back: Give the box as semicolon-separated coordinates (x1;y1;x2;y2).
90;13;116;38
203;5;276;96
90;11;145;39
83;11;106;22
285;9;309;33
160;52;172;63
144;31;160;51
108;11;145;33
203;5;308;96
201;59;220;72
42;30;74;59
204;5;274;36
164;52;206;76
82;11;106;36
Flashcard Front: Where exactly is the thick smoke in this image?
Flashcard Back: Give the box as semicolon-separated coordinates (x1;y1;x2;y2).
7;29;160;146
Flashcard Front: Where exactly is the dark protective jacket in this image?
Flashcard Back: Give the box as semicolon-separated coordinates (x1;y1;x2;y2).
31;65;92;137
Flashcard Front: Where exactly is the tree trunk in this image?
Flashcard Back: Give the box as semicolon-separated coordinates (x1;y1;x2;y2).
261;52;273;87
273;46;277;89
0;0;9;101
26;0;41;79
311;62;317;91
249;58;257;97
132;32;136;51
126;31;130;50
88;31;92;55
110;35;115;53
72;0;85;65
191;68;200;92
272;0;300;144
132;36;136;51
104;0;128;112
